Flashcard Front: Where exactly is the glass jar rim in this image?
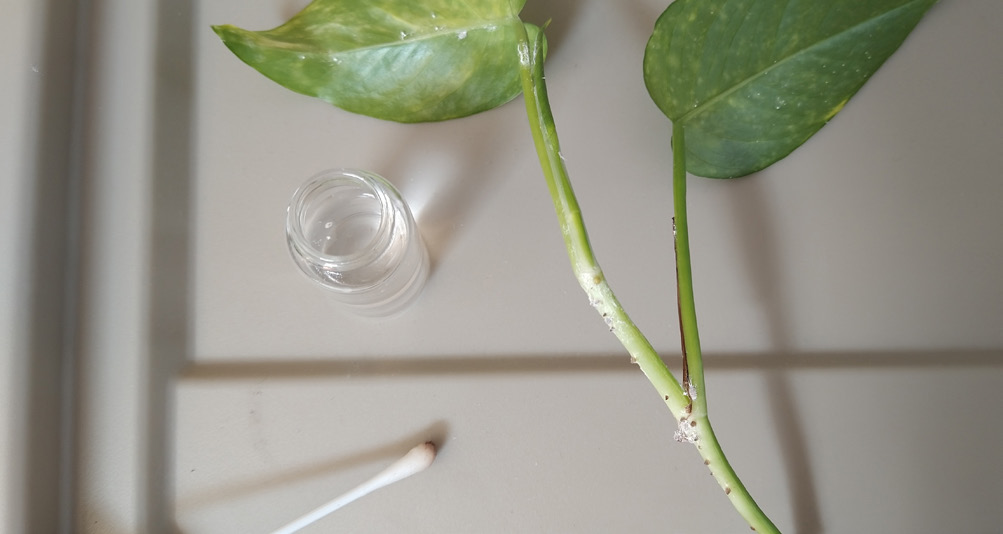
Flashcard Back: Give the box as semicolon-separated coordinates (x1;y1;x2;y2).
285;168;398;271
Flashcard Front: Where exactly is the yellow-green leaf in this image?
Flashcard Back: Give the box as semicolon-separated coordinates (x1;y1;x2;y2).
212;0;538;123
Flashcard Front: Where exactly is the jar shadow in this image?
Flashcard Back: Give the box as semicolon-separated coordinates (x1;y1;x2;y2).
374;107;527;278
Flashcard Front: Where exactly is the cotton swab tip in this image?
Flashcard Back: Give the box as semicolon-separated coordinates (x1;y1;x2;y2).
375;441;437;486
270;441;438;534
406;441;437;471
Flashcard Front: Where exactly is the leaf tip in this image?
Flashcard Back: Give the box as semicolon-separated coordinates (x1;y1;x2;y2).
210;24;239;43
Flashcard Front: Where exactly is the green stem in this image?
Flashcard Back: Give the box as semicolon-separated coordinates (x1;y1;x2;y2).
515;28;687;418
515;24;780;534
672;125;780;534
672;126;705;416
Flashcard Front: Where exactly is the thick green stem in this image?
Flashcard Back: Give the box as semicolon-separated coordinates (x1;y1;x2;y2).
515;25;780;534
672;125;780;534
515;28;687;417
691;414;781;533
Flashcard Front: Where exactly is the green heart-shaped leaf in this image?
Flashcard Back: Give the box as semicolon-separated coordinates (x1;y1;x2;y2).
213;0;539;123
644;0;937;178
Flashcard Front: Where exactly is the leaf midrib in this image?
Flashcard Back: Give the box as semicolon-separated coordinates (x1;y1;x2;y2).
675;0;923;125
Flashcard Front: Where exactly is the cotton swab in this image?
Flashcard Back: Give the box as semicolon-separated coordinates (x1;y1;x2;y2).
270;441;437;534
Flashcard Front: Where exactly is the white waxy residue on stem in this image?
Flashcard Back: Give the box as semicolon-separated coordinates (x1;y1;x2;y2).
674;417;698;444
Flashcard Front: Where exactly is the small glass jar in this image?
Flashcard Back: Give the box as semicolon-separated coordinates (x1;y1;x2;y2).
286;169;429;316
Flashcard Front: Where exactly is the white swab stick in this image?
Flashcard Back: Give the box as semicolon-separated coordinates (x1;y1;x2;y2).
270;442;437;534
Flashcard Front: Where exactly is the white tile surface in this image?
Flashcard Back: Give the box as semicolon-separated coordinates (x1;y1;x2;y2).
4;0;1002;533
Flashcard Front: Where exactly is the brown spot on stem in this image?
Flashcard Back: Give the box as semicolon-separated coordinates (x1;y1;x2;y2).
664;395;670;401
593;275;602;285
690;420;697;427
725;487;732;495
704;459;710;465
